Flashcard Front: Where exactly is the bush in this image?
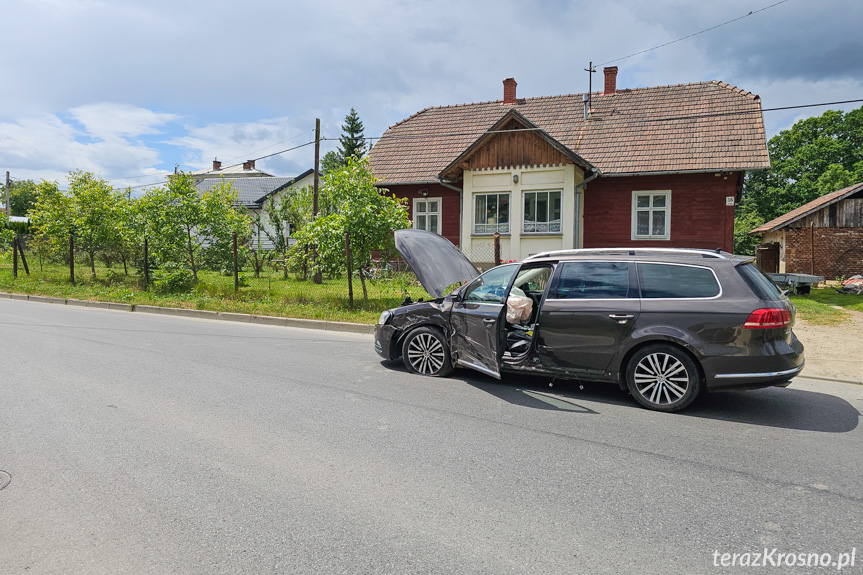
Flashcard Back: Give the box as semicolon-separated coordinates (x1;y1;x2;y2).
151;262;195;294
5;221;30;235
105;268;126;285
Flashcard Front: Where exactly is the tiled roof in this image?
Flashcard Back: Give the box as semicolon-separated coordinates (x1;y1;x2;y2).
196;171;312;208
750;182;863;234
369;81;769;184
192;165;274;177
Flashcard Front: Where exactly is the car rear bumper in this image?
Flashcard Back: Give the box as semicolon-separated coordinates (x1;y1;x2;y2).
705;331;805;390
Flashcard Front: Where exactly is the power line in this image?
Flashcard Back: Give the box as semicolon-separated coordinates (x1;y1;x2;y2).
253;140;316;161
357;98;863;141
222;128;316;164
11;95;860;187
599;0;791;66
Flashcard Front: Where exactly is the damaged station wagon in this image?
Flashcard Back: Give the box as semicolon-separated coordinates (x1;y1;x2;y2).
375;229;805;412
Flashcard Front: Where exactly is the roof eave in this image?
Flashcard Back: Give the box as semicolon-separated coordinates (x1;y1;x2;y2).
603;166;768;178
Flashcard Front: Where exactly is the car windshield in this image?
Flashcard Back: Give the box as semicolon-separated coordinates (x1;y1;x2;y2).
464;264;519;303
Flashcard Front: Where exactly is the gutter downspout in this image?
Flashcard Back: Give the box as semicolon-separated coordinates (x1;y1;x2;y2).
574;169;601;248
440;180;464;248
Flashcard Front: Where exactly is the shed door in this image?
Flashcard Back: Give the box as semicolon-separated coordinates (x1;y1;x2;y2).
756;243;780;273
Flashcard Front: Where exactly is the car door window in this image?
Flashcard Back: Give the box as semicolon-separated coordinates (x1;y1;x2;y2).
551;262;632;299
638;263;720;298
463;264;519;303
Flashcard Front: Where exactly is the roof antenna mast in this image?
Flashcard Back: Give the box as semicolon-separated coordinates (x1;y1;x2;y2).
584;61;596;113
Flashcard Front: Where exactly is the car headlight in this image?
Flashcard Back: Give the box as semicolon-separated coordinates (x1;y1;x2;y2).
378;310;393;325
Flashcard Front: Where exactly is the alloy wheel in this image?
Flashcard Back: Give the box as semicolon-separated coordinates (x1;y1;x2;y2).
632;352;690;406
406;332;446;375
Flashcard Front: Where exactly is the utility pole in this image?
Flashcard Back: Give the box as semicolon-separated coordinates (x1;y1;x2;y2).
312;118;323;284
313;118;320;218
584;61;596;113
5;171;10;216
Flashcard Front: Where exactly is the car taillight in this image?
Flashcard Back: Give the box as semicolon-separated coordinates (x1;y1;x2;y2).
743;308;791;329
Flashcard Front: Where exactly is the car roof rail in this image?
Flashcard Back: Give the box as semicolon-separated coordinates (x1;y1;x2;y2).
524;247;732;261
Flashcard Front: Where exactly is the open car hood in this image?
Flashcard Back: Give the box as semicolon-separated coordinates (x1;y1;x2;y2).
395;229;480;298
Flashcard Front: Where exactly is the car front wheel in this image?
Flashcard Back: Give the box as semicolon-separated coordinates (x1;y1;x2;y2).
402;327;453;377
625;344;701;412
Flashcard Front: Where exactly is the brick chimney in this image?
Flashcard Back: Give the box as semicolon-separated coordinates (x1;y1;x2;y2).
242;159;256;170
503;78;517;104
603;66;618;95
212;159;222;171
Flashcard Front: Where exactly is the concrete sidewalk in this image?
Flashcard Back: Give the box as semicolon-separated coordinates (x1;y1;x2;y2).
2;291;860;385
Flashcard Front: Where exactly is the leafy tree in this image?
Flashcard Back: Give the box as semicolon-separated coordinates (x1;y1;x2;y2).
0;211;14;254
321;151;345;175
8;179;40;217
736;106;863;251
138;173;250;282
29;172;124;277
111;190;144;276
291;156;410;299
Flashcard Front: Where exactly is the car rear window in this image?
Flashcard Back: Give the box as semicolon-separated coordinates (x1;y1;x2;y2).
552;262;632;299
638;263;720;299
736;262;784;300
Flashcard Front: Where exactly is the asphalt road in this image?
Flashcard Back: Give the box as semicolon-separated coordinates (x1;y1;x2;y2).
1;299;861;575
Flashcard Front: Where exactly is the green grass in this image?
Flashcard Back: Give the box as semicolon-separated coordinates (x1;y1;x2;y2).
0;260;430;324
790;287;863;325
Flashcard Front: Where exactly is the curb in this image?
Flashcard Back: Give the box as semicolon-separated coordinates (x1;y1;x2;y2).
0;292;375;335
798;374;863;386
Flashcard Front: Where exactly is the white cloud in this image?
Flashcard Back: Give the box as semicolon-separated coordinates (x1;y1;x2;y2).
69;104;178;141
1;0;860;180
0;104;177;185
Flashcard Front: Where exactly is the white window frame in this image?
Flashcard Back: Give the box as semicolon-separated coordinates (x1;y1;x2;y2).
413;197;442;235
631;190;671;240
473;192;510;235
522;189;562;234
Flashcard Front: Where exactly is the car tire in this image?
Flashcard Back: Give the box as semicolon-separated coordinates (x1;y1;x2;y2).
625;344;702;412
402;326;453;377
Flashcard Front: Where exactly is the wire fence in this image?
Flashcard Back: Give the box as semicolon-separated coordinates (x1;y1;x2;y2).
0;234;434;310
0;231;506;312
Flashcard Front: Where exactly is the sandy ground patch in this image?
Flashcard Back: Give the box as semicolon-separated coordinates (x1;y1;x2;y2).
794;308;863;382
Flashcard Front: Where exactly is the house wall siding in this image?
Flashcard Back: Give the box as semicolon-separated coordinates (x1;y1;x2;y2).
384;183;461;247
582;173;739;252
461;164;581;263
784;227;863;280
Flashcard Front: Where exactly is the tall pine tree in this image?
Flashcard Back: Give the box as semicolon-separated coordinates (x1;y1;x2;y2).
338;108;367;161
322;108;368;175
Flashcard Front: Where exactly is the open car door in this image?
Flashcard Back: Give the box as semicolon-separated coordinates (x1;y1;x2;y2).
450;264;520;379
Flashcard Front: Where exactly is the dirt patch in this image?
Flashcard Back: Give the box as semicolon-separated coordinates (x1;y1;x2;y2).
793;308;863;382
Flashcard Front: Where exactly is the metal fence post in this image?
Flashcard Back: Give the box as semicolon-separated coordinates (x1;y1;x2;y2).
233;231;239;293
12;236;18;279
493;232;501;266
17;236;29;275
345;230;353;305
69;234;75;284
143;236;149;289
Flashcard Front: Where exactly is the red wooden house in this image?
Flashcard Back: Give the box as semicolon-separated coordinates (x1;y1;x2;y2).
369;67;769;263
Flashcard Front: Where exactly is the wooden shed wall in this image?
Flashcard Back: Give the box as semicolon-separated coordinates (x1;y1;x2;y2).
785;198;863;229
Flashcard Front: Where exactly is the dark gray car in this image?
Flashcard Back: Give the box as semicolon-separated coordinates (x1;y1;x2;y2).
375;229;804;412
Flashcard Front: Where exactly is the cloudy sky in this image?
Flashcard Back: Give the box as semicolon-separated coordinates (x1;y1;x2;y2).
1;0;861;190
